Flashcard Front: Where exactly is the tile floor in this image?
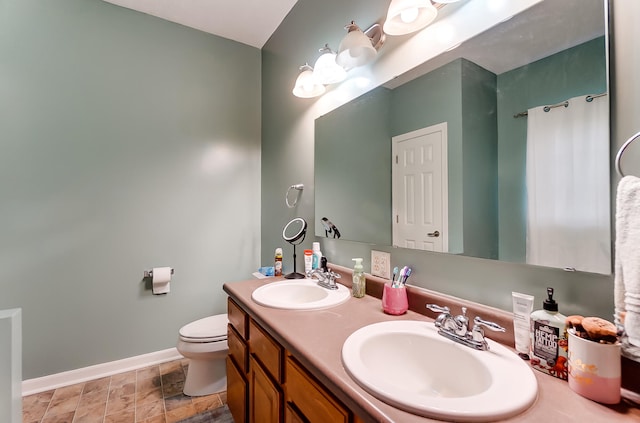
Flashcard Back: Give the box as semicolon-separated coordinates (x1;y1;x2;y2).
22;359;227;423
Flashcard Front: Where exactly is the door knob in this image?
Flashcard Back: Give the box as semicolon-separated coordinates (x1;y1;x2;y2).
427;230;440;237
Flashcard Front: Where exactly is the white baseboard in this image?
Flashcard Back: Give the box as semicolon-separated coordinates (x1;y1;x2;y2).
22;348;183;396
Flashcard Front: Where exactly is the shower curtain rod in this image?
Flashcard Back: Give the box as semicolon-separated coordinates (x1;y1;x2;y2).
513;92;607;118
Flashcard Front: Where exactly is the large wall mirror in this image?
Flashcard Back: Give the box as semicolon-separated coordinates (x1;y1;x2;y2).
315;0;610;274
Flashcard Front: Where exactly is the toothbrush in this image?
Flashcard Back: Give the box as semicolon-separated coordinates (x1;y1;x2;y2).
391;266;398;286
396;266;407;288
401;267;412;285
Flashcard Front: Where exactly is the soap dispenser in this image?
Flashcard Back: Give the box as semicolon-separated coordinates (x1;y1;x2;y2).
352;258;366;298
530;287;568;379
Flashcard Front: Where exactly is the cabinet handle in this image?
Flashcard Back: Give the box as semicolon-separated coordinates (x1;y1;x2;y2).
427;230;440;237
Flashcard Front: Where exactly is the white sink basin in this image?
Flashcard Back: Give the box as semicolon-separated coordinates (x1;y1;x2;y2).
342;320;537;422
251;279;350;310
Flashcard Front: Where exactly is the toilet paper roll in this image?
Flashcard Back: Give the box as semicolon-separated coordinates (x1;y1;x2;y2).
152;267;172;295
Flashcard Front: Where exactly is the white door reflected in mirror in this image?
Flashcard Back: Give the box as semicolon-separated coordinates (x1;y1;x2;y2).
392;123;448;252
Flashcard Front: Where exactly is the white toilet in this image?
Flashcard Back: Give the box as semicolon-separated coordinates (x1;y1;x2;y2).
176;314;229;396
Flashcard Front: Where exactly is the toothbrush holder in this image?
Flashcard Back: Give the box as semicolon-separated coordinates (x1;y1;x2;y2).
382;283;408;315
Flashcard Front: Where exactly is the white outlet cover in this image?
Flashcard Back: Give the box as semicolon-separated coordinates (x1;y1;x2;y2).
371;251;391;279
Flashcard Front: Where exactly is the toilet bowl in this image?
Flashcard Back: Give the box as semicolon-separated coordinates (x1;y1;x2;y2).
176;314;229;396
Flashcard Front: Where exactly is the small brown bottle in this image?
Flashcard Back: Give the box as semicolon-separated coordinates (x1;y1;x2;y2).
274;248;283;277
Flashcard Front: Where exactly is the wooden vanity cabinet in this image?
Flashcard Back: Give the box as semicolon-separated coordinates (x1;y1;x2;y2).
227;297;359;423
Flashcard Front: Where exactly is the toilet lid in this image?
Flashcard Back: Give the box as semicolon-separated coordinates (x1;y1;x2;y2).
179;315;228;342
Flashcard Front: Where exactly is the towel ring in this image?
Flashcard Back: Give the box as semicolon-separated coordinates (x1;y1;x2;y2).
615;131;640;177
285;184;304;208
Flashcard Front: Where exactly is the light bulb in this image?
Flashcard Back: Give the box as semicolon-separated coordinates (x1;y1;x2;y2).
302;79;315;93
400;7;419;24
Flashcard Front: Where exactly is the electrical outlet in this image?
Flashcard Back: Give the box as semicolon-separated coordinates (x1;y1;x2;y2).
371;250;391;279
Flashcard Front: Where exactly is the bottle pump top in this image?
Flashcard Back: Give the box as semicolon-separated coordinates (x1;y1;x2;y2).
352;258;363;272
543;287;558;312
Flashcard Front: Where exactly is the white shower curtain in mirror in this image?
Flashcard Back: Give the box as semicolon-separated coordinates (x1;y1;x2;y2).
526;94;610;274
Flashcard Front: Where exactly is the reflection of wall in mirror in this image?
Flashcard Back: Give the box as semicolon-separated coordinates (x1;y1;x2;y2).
315;88;392;246
315;36;606;265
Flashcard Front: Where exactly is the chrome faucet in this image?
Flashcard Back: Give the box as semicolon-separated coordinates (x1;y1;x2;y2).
426;304;505;351
309;268;341;290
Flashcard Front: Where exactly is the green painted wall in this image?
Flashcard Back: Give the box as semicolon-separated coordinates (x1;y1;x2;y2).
497;37;607;262
262;0;614;319
0;0;261;378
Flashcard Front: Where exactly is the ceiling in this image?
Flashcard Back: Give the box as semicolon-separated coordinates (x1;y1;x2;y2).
102;0;299;49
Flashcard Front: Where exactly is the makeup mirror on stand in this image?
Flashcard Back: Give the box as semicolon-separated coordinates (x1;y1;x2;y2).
283;217;308;279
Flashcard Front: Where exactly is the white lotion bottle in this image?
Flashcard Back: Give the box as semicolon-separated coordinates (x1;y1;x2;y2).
512;292;534;359
312;242;322;270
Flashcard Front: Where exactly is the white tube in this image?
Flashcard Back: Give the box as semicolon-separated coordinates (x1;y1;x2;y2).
512;292;534;359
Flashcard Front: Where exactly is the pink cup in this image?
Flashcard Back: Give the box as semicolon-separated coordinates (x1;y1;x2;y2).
568;330;621;404
382;283;408;315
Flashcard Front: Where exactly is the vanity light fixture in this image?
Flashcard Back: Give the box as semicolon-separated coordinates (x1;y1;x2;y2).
292;63;326;98
313;44;347;85
383;0;438;36
336;21;383;70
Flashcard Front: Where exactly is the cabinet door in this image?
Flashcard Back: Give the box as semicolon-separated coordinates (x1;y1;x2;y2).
226;356;247;423
250;355;282;423
284;403;306;423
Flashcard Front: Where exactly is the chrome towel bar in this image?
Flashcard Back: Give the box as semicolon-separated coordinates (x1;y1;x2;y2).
615;131;640;177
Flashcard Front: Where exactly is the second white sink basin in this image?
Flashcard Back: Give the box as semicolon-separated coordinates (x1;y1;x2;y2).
251;279;350;310
342;320;538;422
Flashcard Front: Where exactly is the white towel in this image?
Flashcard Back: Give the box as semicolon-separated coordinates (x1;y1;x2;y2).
615;175;640;346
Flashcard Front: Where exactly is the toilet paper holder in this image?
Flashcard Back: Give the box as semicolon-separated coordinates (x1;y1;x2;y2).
144;268;174;278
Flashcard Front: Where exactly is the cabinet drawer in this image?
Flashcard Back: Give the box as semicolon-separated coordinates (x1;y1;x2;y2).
285;357;350;423
228;298;248;339
249;318;284;383
228;323;248;373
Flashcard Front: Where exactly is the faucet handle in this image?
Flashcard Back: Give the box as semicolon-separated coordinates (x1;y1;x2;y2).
328;270;341;280
473;316;506;333
470;317;505;350
426;304;450;314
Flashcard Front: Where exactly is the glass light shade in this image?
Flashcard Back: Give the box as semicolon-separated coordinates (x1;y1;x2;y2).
383;0;438;36
336;23;377;70
292;66;325;98
313;51;347;85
